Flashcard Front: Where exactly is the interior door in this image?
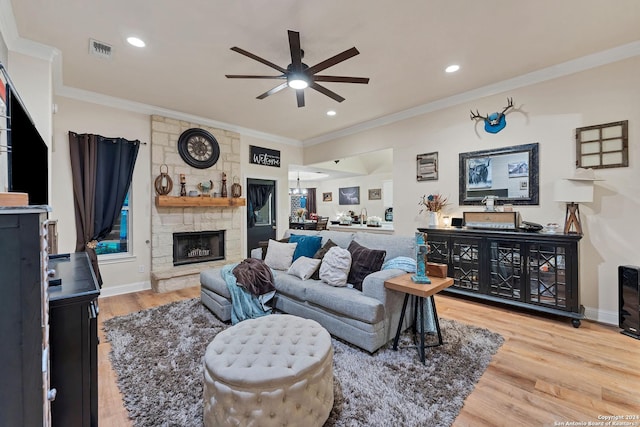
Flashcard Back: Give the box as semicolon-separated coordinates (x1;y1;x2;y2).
246;178;276;257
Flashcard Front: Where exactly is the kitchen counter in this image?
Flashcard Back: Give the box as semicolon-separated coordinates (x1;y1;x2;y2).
327;223;394;234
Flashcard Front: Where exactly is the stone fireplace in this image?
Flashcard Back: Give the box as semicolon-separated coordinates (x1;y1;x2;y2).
173;230;225;266
150;115;243;292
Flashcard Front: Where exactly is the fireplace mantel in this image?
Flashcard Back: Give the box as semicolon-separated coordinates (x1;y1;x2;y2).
156;196;246;208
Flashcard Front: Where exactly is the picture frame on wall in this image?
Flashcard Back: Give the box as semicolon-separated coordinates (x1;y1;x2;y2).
368;188;381;200
417;152;438;181
322;192;332;202
338;186;360;205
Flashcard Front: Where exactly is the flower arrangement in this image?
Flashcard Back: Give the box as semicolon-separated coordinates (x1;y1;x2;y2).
418;193;449;213
295;207;306;218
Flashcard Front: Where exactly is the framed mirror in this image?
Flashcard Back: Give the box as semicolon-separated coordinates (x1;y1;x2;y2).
459;142;539;206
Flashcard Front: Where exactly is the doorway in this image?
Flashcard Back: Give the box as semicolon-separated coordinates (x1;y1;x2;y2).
246;178;276;257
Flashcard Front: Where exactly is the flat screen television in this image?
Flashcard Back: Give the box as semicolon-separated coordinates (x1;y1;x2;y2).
0;62;48;205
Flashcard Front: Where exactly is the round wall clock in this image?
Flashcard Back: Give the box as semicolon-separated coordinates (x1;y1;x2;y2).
177;128;220;169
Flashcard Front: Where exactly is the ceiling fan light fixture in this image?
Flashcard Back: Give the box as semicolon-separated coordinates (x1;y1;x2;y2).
287;75;309;89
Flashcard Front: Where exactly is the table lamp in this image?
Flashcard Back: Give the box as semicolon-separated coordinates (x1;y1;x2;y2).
554;168;600;234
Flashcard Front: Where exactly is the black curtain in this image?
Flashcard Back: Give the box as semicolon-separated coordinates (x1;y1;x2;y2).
307;188;317;215
69;132;140;287
247;184;274;228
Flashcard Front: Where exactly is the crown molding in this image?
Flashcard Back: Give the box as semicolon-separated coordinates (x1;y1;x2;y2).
303;40;640;146
54;84;301;147
0;0;58;62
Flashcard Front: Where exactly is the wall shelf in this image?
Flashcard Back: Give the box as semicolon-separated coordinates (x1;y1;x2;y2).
155;195;246;208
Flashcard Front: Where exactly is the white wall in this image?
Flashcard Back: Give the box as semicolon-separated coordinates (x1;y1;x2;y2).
241;135;303;241
52;96;152;296
303;56;640;324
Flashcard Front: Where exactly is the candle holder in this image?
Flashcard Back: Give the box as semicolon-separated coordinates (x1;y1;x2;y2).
179;173;187;196
220;172;228;198
154;164;173;195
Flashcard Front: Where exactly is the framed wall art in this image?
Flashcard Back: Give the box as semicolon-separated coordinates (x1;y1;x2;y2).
368;188;381;200
417;152;438;181
322;192;332;202
459;142;539;206
338;186;360;205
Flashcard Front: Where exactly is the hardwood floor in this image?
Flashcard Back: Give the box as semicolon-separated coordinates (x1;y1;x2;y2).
98;286;640;426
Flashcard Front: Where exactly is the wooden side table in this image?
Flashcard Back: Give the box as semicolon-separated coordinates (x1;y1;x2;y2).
384;273;454;364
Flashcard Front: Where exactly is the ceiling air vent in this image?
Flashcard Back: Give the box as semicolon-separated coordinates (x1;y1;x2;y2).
89;38;113;59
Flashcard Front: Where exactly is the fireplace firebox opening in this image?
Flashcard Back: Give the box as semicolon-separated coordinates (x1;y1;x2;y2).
173;230;225;266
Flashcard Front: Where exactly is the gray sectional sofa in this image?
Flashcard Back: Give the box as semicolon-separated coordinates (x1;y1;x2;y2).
200;229;416;353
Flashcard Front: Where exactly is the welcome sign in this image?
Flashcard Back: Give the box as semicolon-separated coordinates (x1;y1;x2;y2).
250;145;280;168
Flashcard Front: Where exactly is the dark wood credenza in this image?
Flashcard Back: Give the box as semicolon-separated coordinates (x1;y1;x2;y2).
422;227;584;327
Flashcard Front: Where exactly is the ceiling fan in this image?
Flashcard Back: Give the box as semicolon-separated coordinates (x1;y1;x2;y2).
225;30;369;108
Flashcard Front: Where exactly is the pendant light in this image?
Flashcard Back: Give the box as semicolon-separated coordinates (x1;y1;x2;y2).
290;172;307;195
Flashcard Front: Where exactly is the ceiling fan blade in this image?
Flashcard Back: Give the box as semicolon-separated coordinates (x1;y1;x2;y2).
288;30;303;71
256;82;288;99
230;47;287;73
225;75;286;79
306;47;360;75
310;82;345;103
296;90;305;108
313;75;370;84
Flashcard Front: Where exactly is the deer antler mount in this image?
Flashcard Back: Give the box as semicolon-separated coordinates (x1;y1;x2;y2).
470;98;514;134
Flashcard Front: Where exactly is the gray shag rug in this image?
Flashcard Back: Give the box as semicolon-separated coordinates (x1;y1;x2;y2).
103;298;503;427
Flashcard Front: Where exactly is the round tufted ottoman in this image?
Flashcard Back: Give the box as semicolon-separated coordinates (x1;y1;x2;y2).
203;314;334;427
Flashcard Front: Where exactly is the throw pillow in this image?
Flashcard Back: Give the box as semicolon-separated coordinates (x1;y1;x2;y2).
319;246;352;287
258;237;289;259
347;240;386;291
287;256;322;280
310;239;338;280
382;256;417;273
263;239;298;271
289;234;323;261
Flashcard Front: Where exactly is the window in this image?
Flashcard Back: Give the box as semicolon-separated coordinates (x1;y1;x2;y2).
96;191;130;256
576;120;628;169
254;193;273;226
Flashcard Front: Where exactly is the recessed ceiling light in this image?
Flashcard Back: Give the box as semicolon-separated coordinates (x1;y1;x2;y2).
445;64;460;73
326;110;337;116
127;37;146;48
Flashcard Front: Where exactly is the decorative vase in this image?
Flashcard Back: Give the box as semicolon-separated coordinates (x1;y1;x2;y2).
427;211;440;227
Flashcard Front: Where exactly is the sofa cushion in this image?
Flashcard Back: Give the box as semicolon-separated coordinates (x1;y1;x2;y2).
347;241;386;291
283;229;355;249
289;234;322;261
354;232;414;261
263;239;297;271
310;239;338;280
319;246;352;287
273;273;316;301
258;237;289;259
287;256;321;280
304;282;385;324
